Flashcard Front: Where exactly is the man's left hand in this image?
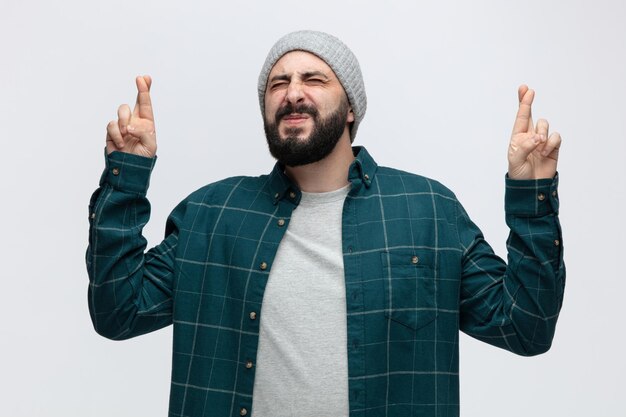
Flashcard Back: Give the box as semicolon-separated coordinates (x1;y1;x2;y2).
508;85;561;180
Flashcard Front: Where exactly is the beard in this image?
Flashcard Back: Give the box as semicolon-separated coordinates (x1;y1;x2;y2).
264;98;349;167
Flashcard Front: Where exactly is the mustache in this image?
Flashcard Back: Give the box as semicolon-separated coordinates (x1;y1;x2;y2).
275;103;319;121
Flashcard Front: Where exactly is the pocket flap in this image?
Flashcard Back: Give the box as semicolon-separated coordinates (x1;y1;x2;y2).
381;250;438;330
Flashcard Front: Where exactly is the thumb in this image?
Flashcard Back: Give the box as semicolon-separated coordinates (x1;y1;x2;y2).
126;119;156;142
508;133;544;166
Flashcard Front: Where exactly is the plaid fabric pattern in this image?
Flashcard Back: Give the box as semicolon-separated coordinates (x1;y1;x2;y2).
87;146;565;417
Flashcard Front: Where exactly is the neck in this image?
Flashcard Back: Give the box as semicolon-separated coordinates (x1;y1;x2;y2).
284;134;354;193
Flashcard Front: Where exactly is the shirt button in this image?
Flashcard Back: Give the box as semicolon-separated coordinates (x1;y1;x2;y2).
90;212;96;219
245;360;254;369
364;174;370;181
289;191;296;199
537;192;546;201
274;192;279;199
411;256;419;264
111;167;120;176
259;262;268;270
249;311;257;320
277;219;285;227
240;408;248;416
554;239;560;246
552;190;558;198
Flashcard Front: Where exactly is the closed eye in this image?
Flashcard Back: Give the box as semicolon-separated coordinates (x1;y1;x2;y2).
302;71;330;85
268;74;291;90
269;81;289;90
305;78;326;85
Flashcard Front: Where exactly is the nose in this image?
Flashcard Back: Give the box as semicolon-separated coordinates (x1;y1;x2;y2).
285;80;305;106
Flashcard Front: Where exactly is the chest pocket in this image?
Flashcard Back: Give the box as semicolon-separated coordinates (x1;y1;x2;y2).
381;250;437;330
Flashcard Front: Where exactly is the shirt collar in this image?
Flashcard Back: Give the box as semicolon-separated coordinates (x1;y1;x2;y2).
268;146;378;205
348;146;377;188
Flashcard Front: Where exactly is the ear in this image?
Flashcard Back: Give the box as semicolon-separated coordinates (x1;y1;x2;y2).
347;107;355;123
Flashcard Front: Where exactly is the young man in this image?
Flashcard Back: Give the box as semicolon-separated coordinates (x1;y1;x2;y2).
88;30;564;417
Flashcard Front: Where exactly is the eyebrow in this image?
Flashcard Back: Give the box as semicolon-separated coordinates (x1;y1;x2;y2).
269;74;291;84
268;71;330;84
301;71;330;80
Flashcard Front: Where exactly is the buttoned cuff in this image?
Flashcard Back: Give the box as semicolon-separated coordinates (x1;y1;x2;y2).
505;174;559;216
99;150;157;195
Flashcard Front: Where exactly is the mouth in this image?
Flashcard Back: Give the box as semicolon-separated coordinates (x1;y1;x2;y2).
281;113;310;125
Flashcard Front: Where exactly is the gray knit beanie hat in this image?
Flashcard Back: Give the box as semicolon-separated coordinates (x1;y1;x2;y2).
258;30;367;141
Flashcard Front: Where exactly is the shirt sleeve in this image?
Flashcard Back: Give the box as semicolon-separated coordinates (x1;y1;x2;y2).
458;174;565;356
86;150;185;340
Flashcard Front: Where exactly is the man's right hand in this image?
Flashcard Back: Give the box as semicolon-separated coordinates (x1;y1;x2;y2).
106;75;157;157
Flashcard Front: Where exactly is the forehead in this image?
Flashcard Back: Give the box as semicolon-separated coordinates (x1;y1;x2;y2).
268;50;336;78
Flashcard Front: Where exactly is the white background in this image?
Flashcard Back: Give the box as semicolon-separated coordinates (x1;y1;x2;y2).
1;0;624;416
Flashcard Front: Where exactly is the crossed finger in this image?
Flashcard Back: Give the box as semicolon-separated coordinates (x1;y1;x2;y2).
133;75;154;121
513;85;535;135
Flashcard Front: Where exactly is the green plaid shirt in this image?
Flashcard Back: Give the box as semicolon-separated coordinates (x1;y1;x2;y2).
87;146;565;417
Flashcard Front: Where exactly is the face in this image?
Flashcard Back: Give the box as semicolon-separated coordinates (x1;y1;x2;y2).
263;51;354;167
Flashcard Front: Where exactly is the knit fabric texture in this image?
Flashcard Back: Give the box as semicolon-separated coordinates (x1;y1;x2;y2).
258;30;367;141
